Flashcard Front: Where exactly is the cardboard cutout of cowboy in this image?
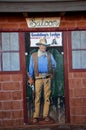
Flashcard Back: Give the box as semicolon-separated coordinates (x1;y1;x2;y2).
28;37;56;124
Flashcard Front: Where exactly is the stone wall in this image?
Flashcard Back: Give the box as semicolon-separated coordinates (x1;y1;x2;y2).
0;74;24;126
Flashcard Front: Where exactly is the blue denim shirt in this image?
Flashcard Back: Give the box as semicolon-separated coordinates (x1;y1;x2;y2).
29;53;56;78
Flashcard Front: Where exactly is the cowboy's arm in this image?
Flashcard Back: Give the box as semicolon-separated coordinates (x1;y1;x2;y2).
28;55;34;85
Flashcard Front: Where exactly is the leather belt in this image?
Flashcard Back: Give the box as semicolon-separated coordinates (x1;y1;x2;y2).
35;75;50;80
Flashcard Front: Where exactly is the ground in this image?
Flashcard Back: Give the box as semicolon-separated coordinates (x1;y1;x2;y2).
0;125;86;130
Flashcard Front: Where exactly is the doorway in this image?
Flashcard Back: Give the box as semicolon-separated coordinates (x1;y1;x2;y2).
25;31;65;124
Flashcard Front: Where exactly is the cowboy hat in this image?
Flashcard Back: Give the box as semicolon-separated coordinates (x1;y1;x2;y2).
36;38;50;46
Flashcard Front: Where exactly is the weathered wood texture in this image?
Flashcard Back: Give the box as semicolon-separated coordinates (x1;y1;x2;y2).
0;1;86;12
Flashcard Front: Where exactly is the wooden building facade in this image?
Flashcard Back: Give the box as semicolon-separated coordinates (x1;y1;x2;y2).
0;0;86;128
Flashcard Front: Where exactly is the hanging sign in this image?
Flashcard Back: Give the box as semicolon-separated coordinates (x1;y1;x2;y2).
26;17;60;28
30;32;62;47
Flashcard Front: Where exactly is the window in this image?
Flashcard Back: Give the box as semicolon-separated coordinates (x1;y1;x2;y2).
71;31;86;69
0;32;20;71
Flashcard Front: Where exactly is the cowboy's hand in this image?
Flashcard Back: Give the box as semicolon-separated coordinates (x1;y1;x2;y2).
28;77;34;86
50;71;56;79
50;74;54;79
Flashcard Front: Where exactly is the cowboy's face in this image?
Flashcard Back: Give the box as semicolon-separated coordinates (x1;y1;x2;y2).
39;45;47;52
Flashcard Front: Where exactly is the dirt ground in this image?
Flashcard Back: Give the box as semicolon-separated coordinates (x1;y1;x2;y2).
0;125;86;130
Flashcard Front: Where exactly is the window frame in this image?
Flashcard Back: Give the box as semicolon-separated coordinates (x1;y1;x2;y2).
69;30;86;72
0;32;25;74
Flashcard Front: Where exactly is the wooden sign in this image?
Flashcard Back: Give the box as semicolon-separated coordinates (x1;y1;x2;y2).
26;17;60;28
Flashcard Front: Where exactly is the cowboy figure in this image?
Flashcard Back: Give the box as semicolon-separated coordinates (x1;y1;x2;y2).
28;37;56;123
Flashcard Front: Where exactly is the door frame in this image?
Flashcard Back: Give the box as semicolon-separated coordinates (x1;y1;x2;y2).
63;31;70;123
22;31;70;124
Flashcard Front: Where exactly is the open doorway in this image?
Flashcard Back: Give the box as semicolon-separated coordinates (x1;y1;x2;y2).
25;31;65;124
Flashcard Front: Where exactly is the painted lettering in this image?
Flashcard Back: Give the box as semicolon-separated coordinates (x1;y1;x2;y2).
26;17;60;28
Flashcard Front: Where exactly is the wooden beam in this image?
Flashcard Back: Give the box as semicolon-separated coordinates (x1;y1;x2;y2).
0;1;86;12
1;0;85;2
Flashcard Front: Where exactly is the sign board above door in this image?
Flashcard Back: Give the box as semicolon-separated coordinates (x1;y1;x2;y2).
26;17;60;28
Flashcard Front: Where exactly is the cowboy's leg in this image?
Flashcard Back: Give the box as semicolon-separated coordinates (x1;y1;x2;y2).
43;78;51;117
33;78;43;118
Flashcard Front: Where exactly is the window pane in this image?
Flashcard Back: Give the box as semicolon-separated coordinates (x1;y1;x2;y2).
72;51;81;69
2;32;19;51
2;52;20;71
81;51;86;68
81;31;86;49
2;33;10;51
71;31;81;49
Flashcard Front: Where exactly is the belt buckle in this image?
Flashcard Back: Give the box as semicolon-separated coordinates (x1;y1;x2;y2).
42;73;46;79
